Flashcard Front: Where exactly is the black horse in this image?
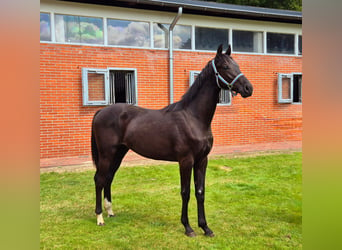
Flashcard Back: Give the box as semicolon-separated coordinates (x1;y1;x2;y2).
91;44;253;237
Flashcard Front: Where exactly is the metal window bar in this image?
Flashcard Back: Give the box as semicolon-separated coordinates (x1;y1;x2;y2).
110;71;115;104
125;73;130;104
219;89;231;104
190;71;231;105
125;72;135;104
126;73;131;104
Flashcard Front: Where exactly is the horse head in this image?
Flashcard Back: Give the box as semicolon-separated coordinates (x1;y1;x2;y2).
213;44;253;98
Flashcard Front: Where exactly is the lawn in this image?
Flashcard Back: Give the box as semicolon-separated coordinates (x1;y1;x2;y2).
40;152;302;249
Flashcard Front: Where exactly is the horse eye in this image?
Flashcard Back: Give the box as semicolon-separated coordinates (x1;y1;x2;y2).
223;66;229;70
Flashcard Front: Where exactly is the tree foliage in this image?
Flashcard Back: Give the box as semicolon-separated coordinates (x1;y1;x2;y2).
208;0;302;11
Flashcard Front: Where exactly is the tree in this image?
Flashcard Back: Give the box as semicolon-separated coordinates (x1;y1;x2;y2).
208;0;302;11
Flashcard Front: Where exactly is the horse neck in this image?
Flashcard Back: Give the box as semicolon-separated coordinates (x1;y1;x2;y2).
183;64;220;128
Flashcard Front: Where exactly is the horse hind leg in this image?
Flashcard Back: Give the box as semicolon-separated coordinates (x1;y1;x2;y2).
103;145;129;218
94;148;124;225
94;156;110;226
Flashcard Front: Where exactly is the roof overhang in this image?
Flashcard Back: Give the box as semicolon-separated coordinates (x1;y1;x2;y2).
57;0;302;24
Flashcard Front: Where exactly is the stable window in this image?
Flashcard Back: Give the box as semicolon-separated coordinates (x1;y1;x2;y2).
82;68;137;106
40;13;51;41
190;71;231;105
267;33;295;54
298;35;302;55
293;74;302;103
278;73;302;104
55;14;103;44
107;19;150;47
233;30;263;53
195;27;229;51
109;70;136;105
153;23;191;49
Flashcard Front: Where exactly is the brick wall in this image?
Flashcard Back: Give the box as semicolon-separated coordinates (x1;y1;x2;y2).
88;73;105;101
40;43;302;159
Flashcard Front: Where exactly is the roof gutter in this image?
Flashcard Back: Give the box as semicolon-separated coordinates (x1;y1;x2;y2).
169;7;182;104
57;0;301;24
103;0;301;23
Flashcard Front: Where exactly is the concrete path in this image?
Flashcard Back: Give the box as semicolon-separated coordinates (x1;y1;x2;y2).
40;141;301;173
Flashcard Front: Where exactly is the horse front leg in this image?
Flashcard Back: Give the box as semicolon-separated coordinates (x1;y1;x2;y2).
194;156;214;237
179;157;196;237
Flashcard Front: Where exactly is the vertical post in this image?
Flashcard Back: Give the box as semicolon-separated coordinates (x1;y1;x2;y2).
169;7;183;104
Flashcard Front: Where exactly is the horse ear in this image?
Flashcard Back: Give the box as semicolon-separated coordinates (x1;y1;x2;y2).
216;44;223;55
226;44;231;56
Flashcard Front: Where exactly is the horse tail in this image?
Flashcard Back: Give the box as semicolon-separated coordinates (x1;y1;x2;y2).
91;110;102;168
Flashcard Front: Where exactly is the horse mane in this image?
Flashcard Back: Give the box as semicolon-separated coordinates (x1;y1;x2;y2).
162;61;213;112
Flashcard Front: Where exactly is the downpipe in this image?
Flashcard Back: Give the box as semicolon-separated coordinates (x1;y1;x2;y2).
169;7;183;104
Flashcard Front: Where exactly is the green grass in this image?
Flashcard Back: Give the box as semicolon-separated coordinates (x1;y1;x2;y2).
40;152;302;249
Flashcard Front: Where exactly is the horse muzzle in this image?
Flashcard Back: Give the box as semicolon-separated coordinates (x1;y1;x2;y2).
236;78;253;98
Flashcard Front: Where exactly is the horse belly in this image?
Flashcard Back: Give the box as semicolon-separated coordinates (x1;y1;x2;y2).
122;124;178;162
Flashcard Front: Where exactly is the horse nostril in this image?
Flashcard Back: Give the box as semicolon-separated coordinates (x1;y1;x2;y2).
243;84;253;95
245;85;251;93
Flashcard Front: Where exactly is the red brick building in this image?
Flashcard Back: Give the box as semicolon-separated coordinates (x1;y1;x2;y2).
40;0;302;160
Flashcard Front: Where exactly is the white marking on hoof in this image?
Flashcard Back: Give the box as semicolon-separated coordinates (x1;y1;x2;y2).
96;213;105;226
104;198;115;217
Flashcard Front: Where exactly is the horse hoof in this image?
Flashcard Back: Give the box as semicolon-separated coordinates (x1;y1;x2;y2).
108;214;116;218
97;222;105;226
186;231;196;237
205;232;215;237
